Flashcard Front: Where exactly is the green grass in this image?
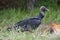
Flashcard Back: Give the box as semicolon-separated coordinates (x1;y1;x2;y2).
0;7;60;40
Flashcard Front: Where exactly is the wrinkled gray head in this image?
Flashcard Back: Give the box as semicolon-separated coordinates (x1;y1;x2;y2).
40;6;49;12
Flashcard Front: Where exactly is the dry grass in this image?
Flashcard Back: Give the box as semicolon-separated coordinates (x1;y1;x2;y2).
0;24;60;40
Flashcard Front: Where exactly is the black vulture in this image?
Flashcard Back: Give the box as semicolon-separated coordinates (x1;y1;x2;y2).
13;6;49;32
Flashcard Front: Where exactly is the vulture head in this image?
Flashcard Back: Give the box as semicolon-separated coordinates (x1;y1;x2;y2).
40;6;49;12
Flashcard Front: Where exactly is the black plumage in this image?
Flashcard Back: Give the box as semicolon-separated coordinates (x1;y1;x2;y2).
13;6;49;32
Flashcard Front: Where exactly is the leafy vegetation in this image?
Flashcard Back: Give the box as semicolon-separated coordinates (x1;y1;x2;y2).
0;7;60;40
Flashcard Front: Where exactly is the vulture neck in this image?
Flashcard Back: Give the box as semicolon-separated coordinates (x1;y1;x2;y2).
38;11;44;20
40;11;44;15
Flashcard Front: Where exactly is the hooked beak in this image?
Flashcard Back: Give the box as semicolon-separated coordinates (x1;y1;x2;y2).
46;8;49;11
